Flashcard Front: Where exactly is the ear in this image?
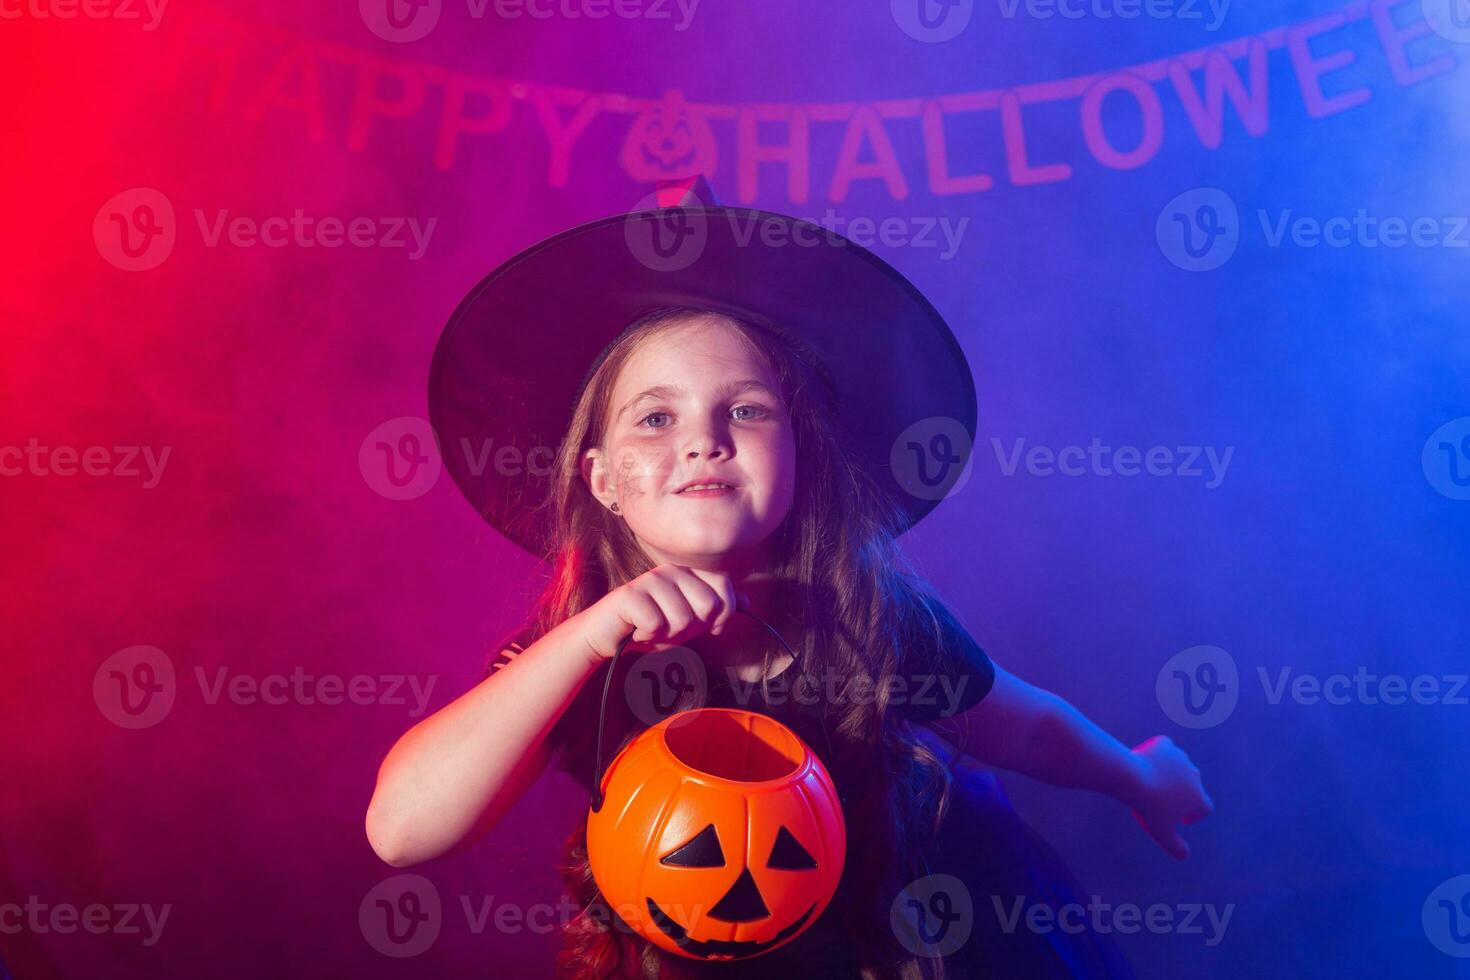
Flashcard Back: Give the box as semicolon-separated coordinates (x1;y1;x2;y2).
581;447;619;512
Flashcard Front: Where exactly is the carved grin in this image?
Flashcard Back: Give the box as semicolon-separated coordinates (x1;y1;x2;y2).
642;141;698;174
646;897;815;959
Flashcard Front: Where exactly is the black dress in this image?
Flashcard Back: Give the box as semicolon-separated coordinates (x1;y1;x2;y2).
490;600;1136;979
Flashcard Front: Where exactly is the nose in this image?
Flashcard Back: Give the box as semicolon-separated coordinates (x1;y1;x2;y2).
707;868;770;923
682;416;733;461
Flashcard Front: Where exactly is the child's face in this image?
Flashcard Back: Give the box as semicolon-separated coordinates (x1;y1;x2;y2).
584;316;797;573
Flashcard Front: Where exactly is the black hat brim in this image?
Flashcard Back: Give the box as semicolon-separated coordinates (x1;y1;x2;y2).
428;205;976;558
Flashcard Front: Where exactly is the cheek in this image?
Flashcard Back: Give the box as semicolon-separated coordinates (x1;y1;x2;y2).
747;434;798;502
607;445;673;501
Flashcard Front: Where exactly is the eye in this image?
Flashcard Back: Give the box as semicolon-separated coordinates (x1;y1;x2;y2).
731;403;769;422
637;411;671;429
766;826;817;870
636;404;769;429
660;824;725;868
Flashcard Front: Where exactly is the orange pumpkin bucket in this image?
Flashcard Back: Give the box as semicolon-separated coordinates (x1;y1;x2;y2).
584;610;846;961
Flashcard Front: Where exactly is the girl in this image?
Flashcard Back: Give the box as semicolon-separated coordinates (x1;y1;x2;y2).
367;200;1213;979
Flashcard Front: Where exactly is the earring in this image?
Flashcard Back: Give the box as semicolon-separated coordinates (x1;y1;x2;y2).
610;501;620;514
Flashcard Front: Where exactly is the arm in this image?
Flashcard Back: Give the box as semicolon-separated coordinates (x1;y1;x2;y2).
364;607;605;868
945;660;1214;859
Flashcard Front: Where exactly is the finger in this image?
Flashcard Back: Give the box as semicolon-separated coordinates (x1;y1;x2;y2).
686;568;738;634
624;592;667;647
1158;828;1190;861
671;567;728;633
640;570;697;641
1183;798;1214;824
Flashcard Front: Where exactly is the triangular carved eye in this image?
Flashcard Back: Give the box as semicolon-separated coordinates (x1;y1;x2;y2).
661;824;725;867
766;826;817;870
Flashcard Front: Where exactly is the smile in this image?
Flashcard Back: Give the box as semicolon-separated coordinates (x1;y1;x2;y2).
675;484;736;497
646;897;815;959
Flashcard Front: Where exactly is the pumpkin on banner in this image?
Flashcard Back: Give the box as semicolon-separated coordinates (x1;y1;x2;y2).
619;89;719;182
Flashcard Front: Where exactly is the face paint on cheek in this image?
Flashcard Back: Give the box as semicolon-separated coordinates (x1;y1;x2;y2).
610;445;669;508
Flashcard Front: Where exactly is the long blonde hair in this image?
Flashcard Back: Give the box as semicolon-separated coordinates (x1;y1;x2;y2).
496;307;966;979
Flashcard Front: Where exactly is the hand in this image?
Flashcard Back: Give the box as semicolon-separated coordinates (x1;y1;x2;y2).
579;564;745;662
1127;735;1214;860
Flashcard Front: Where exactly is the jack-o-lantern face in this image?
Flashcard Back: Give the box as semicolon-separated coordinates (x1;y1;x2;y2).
588;709;846;961
619;90;719;182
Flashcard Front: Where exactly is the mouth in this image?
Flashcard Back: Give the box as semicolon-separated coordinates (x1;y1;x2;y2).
673;481;738;497
646;897;815;960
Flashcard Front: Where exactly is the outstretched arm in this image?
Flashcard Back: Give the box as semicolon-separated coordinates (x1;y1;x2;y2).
943;660;1215;860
